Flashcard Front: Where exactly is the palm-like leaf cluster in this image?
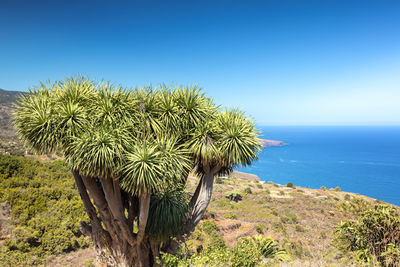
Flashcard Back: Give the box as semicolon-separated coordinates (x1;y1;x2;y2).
146;188;189;241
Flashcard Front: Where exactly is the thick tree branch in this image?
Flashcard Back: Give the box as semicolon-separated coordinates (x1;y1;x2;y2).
72;170;101;229
101;177;136;246
136;191;151;267
80;175;117;240
72;170;112;248
183;165;221;235
137;191;151;243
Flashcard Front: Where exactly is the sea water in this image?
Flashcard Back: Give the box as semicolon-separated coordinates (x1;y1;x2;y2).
236;126;400;206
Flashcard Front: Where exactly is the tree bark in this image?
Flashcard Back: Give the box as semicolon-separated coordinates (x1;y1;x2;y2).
72;171;113;264
100;177;136;247
72;173;163;266
136;191;151;267
184;172;215;235
80;176;117;240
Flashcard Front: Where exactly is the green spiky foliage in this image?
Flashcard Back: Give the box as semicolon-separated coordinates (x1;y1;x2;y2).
146;189;189;241
13;76;261;265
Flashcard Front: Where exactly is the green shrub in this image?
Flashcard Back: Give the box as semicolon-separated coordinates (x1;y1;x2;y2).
281;209;298;224
335;204;400;266
285;240;307;258
271;210;279;216
0;154;23;179
215;177;224;184
0;155;91;265
224;213;238;219
231;235;288;267
215;199;235;209
202;220;218;235
344;194;351;201
279;190;285;196
256;184;263;189
255;223;265;234
334;186;341;192
225;190;242;202
338;197;372;215
286;182;294;188
243;187;252;194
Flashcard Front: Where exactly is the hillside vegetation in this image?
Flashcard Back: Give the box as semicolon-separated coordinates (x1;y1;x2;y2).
1;153;397;266
0;154;90;266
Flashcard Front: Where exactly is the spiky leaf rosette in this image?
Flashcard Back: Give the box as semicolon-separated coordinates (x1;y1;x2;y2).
65;125;124;178
13;76;96;154
146;188;188;241
133;87;163;138
154;137;191;186
120;139;191;195
92;83;138;126
215;109;261;169
119;142;163;195
158;88;182;135
13;84;59;153
174;86;217;131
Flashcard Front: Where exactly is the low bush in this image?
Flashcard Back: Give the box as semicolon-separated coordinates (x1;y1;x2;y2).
162;235;288;266
254;223;265;234
338;197;372;215
335;204;400;266
281;209;298;224
224;213;238;219
225;191;242;202
243;187;252;194
215;177;224;184
286;182;294;188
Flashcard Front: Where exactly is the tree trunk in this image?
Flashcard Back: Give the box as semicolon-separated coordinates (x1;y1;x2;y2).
72;170;156;266
184;172;215;235
136;191;151;267
73;166;221;266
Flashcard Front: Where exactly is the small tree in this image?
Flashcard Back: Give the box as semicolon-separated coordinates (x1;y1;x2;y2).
14;76;261;266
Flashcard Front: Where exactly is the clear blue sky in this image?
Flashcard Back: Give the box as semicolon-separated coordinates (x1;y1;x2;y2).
1;0;399;125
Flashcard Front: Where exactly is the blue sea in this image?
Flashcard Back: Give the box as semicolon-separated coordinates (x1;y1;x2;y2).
236;126;400;206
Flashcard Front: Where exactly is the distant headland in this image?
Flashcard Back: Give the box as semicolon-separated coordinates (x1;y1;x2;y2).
259;139;286;147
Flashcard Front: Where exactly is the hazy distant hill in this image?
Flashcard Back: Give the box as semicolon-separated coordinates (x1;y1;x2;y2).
0;88;25;154
0;88;23;104
0;88;23;133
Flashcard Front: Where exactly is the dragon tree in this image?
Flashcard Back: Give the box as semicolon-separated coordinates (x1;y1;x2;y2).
14;76;261;266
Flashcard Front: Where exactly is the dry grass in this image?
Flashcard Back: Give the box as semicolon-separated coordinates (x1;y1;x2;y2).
186;175;378;266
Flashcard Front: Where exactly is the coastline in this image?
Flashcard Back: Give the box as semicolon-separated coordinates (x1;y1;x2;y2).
260;139;286;147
